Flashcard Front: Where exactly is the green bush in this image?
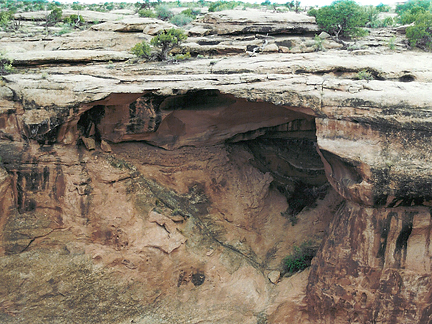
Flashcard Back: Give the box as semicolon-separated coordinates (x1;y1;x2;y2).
131;41;152;59
131;28;187;61
314;0;368;40
181;8;200;18
406;11;432;50
357;69;373;80
46;7;62;26
376;3;391;12
0;51;13;75
396;0;431;15
138;9;156;18
174;51;191;61
283;241;317;274
363;5;380;28
151;27;187;60
0;10;13;28
208;1;240;12
170;13;193;26
155;5;173;20
64;14;85;26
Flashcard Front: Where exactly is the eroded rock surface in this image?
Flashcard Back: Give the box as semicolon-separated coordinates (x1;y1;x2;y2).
1;7;432;324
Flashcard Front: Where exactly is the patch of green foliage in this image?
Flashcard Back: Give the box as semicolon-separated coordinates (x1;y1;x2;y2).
285;0;301;12
363;5;380;27
396;0;432;15
314;0;368;40
376;3;391;12
406;11;432;50
181;8;200;18
357;69;373;80
388;35;396;50
208;1;241;12
138;9;156;18
131;28;187;61
150;28;187;60
64;14;85;26
0;51;13;75
46;7;62;26
170;13;193;26
174;51;191;60
396;0;432;24
131;41;152;59
0;10;13;28
313;34;325;51
283;241;317;274
155;5;173;20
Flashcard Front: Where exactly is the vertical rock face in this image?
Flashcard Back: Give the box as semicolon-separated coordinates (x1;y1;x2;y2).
307;202;432;323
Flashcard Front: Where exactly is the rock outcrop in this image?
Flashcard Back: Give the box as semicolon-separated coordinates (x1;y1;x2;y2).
1;7;432;324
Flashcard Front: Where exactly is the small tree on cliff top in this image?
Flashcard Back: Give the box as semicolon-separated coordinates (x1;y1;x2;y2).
312;0;368;41
151;28;187;61
132;28;187;61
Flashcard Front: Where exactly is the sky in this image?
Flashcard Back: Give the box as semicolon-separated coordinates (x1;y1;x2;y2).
59;0;402;6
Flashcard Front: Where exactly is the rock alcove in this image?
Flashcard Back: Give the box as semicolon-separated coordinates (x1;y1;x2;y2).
76;89;331;220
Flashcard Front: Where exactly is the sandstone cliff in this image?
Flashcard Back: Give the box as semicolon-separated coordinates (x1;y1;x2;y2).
0;8;432;324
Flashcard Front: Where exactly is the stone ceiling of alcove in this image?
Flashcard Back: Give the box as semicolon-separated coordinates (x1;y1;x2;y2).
81;90;317;150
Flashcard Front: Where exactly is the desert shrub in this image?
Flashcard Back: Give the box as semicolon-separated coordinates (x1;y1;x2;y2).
0;10;13;28
0;51;13;75
313;34;324;51
170;13;193;26
131;41;152;59
71;2;84;10
396;0;431;15
376;3;391;12
155;5;173;20
138;9;156;17
382;16;395;27
64;14;85;26
173;51;191;60
406;11;432;50
357;69;373;80
363;5;380;28
46;7;62;26
131;28;187;61
181;8;200;18
283;241;317;274
314;0;368;40
56;24;72;35
151;27;187;60
208;1;240;12
388;36;396;50
307;7;318;17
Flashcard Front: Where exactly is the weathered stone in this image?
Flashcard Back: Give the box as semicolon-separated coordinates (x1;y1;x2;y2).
81;137;96;150
100;140;112;153
268;270;281;284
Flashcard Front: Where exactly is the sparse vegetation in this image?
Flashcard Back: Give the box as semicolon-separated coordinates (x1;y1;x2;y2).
170;13;193;26
357;69;373;80
0;51;13;75
208;1;241;12
138;9;156;18
313;34;324;51
155;5;173;20
283;241;317;274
